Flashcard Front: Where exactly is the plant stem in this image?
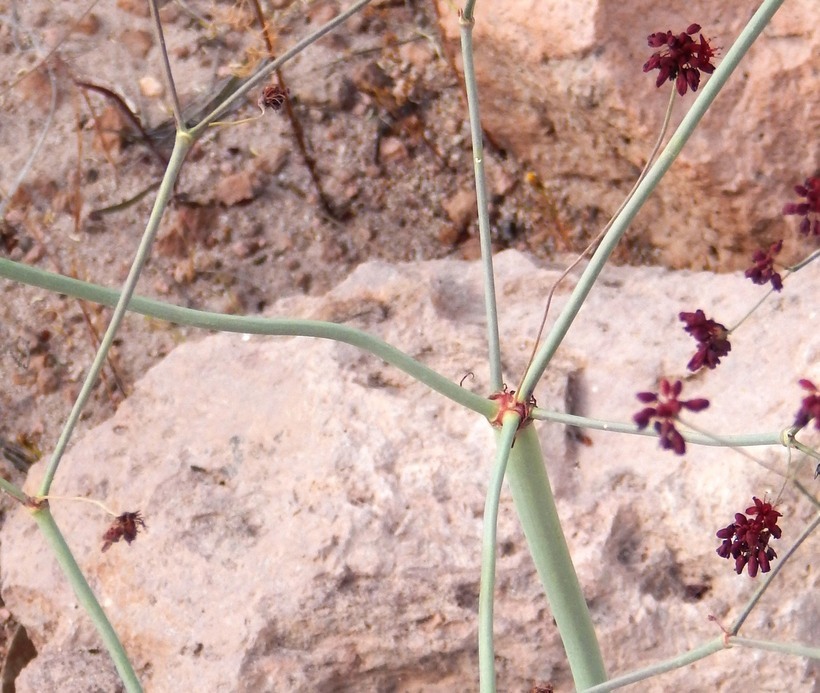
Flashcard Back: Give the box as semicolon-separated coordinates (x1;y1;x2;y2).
31;505;142;692
506;426;607;689
0;477;30;505
148;0;183;128
459;10;502;392
0;259;495;418
582;638;724;692
37;132;193;496
729;636;820;660
532;408;783;447
517;0;786;400
478;415;519;692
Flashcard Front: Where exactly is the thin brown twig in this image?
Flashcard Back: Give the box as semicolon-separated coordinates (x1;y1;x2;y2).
74;80;169;166
249;0;340;218
77;86;120;183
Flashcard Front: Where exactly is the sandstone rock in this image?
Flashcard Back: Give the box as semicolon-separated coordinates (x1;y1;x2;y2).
1;251;817;691
434;0;820;271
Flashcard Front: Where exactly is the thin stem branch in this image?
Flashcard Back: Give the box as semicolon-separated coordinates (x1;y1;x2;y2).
148;0;184;128
0;477;31;505
459;10;502;391
37;132;193;496
478;415;519;693
31;505;142;692
728;635;820;660
583;638;725;692
531;408;783;448
517;87;677;393
788;247;820;272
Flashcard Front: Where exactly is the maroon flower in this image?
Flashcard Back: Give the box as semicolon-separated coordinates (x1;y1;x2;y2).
793;379;820;430
716;497;782;577
101;511;146;552
633;378;709;455
679;309;731;371
643;23;717;96
745;240;783;291
783;176;820;237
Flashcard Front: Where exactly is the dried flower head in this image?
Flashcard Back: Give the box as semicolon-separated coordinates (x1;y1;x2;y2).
745;240;783;291
793;379;820;430
102;511;146;552
259;84;289;113
679;309;731;371
643;24;717;96
716;497;782;577
633;378;709;455
783;176;820;237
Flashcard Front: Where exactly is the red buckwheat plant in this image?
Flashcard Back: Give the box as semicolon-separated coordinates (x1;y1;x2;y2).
716;497;782;578
679;309;731;371
643;23;717;96
793;379;820;431
782;176;820;238
745;239;783;291
633;378;709;455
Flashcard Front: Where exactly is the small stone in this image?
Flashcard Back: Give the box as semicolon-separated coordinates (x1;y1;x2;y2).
138;76;164;98
442;189;477;231
119;29;154;59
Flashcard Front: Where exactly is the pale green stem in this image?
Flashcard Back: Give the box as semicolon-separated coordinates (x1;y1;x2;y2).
518;0;786;400
582;639;724;692
459;11;502;391
788;247;819;272
148;0;183;128
0;477;30;505
532;409;783;447
506;426;607;689
0;259;495;419
518;87;676;395
790;438;820;462
478;415;519;693
729;636;820;660
730;246;820;332
584;634;818;693
31;506;142;692
37;132;193;496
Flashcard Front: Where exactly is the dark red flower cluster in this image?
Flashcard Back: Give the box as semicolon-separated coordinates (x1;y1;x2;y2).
643;23;717;95
634;378;709;455
745;240;783;291
783;176;820;237
794;379;820;430
679;309;731;371
716;497;782;577
101;511;146;552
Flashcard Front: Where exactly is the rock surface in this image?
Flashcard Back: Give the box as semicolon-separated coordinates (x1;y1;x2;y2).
434;0;820;271
2;250;818;691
